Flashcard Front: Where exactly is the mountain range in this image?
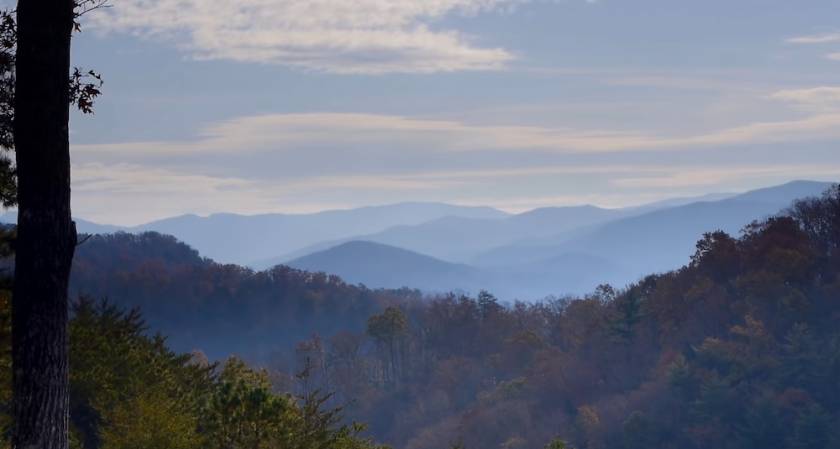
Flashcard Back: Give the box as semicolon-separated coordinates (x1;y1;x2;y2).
1;202;506;265
1;180;834;299
286;180;834;298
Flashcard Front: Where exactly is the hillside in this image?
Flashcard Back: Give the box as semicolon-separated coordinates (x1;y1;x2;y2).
289;241;635;299
69;232;411;360
52;183;840;449
309;205;629;265
288;241;480;292
285;184;840;448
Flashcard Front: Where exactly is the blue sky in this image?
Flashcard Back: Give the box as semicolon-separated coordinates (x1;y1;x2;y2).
42;0;840;224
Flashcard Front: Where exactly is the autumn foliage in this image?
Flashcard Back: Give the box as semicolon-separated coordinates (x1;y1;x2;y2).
15;184;840;449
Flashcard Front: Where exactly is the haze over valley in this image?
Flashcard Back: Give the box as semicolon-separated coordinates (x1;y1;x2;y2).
7;180;828;300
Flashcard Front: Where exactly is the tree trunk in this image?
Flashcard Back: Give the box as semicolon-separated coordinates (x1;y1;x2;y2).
12;1;76;449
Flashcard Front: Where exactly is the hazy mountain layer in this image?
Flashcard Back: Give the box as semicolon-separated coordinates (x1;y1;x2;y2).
5;180;834;299
285;181;833;298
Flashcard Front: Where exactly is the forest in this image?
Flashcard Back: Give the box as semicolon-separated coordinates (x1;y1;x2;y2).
2;184;834;448
1;1;836;448
278;185;840;448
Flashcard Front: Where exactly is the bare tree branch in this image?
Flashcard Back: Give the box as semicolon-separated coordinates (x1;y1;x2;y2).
73;0;111;32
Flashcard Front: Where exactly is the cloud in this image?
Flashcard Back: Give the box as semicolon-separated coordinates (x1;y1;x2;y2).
71;160;840;224
770;87;840;111
73;111;840;161
87;0;530;73
70;161;471;224
786;32;840;44
786;33;840;62
785;32;840;62
72;162;275;224
66;107;840;224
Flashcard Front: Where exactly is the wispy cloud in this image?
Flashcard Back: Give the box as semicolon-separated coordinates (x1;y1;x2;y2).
72;160;840;224
770;86;840;111
73;111;840;160
70;161;472;224
87;0;539;73
786;32;840;62
786;32;840;45
68;106;840;224
72;162;276;224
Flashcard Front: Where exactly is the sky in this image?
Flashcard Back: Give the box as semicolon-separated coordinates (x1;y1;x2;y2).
29;0;840;224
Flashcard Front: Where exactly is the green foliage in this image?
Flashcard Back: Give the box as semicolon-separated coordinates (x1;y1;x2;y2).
99;388;200;449
366;306;408;344
68;299;212;449
201;362;387;449
366;306;408;386
0;293;387;449
544;438;571;449
201;357;295;449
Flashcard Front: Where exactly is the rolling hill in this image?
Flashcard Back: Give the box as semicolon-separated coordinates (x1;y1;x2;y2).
132;202;509;266
68;232;409;360
287;241;481;292
265;204;631;267
287;241;631;299
286;181;835;298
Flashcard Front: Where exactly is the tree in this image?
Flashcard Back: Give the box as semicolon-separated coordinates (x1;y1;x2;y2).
11;1;103;448
67;298;212;449
477;290;501;319
202;358;295;449
366;307;407;386
789;184;840;256
0;10;16;208
11;1;78;447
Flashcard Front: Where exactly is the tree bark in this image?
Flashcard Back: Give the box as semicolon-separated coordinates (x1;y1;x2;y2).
12;1;76;449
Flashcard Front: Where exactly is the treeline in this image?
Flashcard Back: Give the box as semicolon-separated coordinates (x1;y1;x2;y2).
281;185;840;449
69;232;418;360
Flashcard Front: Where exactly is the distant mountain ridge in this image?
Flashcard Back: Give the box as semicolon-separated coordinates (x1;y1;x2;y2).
288;241;481;292
477;181;832;271
267;204;632;267
2;180;835;299
280;180;835;298
257;188;788;269
3;202;509;266
130;202;509;266
287;240;631;299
